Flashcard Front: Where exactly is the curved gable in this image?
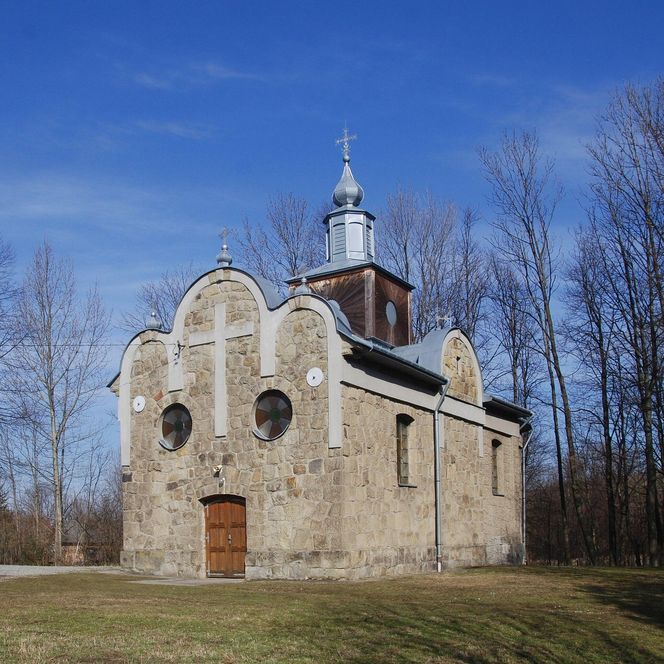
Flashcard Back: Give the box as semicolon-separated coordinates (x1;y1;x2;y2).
442;329;483;406
115;267;346;465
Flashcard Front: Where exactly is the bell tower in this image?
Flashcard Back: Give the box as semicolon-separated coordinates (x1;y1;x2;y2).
287;129;414;347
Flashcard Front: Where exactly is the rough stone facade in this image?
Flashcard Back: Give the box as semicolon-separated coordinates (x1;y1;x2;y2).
111;267;527;579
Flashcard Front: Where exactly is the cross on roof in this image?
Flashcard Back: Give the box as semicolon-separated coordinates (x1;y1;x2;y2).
335;126;357;161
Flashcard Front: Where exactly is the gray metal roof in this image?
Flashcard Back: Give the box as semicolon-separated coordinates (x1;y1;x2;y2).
390;327;449;374
483;393;532;420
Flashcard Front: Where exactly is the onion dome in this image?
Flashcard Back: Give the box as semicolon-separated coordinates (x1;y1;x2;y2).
216;230;233;266
145;308;162;330
332;127;364;207
332;157;364;207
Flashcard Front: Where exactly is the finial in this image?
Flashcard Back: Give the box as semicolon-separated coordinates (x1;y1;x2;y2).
294;276;311;295
335;125;357;163
216;228;233;266
332;126;364;207
146;307;162;330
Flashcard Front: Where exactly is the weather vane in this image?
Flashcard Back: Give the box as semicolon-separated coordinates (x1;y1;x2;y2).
335;125;357;162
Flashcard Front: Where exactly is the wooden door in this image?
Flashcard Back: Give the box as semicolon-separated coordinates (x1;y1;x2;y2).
204;496;246;577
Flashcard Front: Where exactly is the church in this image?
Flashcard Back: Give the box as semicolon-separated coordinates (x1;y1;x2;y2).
109;137;531;579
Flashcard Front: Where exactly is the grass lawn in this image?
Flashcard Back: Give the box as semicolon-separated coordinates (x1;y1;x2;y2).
0;567;662;663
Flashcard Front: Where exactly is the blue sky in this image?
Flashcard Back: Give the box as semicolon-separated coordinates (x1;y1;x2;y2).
1;1;662;444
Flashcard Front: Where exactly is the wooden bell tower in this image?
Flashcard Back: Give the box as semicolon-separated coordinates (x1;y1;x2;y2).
287;129;413;347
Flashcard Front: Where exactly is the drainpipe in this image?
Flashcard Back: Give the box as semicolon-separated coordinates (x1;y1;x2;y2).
434;379;450;573
520;416;534;565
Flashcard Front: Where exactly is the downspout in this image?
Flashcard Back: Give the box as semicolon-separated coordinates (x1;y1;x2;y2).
434;379;451;572
520;416;534;565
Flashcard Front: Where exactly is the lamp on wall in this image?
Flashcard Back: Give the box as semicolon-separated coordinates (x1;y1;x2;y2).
213;465;225;487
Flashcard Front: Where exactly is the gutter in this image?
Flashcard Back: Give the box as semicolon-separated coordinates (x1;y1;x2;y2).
341;335;448;388
520;416;534;565
434;379;451;572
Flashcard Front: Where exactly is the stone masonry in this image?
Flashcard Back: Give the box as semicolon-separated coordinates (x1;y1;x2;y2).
113;267;525;579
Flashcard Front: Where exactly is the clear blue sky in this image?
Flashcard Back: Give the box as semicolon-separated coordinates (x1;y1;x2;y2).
1;1;662;441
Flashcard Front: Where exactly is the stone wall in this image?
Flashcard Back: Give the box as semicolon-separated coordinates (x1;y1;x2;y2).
441;416;523;567
120;270;524;579
339;385;437;578
122;273;344;579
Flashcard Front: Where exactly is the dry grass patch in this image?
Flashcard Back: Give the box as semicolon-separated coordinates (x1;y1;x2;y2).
0;567;662;663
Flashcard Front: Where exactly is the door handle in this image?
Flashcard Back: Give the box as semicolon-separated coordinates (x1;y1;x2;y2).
228;533;232;544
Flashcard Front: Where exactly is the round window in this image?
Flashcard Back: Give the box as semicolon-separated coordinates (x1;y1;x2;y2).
386;300;398;327
159;403;192;450
253;390;293;441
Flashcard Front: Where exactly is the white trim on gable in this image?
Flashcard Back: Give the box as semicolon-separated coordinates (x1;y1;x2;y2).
441;328;484;406
115;268;345;457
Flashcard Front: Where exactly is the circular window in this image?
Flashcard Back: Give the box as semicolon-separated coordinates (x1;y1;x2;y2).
386;300;398;327
159;403;192;450
252;390;293;441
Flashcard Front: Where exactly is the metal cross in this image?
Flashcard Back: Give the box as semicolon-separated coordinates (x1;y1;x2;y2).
436;314;452;329
335;126;357;160
219;227;229;247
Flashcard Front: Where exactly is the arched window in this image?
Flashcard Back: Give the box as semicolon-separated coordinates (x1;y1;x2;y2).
397;414;414;486
492;439;502;495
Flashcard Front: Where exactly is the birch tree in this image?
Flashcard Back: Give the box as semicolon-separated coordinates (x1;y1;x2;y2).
10;241;108;563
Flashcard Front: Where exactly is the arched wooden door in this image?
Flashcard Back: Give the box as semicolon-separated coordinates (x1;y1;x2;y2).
202;495;246;577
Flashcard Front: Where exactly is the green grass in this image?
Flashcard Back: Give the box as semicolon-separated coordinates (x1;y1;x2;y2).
0;567;662;663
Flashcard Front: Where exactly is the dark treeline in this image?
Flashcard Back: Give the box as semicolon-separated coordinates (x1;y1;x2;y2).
1;79;662;567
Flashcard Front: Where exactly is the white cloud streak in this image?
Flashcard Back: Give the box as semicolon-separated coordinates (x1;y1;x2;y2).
133;120;215;139
133;60;260;91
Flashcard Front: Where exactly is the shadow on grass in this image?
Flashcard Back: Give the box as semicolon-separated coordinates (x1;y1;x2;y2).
298;599;658;664
3;569;664;664
579;569;664;629
256;570;663;664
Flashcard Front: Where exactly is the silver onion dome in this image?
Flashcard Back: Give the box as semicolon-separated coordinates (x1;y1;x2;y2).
332;158;364;207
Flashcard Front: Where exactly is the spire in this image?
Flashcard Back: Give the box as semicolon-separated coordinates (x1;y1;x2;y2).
332;127;364;207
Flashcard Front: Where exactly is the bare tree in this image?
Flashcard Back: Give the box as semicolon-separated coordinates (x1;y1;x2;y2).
380;188;457;340
480;131;595;564
121;262;200;334
566;229;622;564
0;237;17;423
448;208;489;340
487;255;541;408
9;241;109;564
237;193;326;292
586;79;664;565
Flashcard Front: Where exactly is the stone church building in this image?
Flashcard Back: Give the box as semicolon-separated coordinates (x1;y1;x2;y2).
110;141;531;579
